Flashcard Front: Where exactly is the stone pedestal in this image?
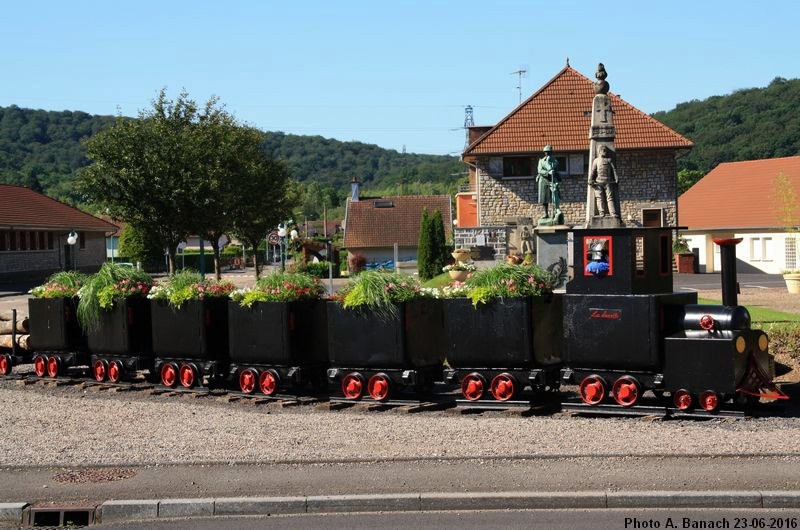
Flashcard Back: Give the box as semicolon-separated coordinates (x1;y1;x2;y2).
589;216;624;229
535;226;571;289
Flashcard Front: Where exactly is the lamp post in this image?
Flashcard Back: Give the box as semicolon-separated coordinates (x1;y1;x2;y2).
277;223;287;272
67;230;78;271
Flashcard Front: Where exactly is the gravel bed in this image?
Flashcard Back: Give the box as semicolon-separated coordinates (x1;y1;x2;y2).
1;378;799;468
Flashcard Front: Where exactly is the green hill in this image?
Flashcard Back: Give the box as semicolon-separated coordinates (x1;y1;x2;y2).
0;105;463;211
652;76;800;177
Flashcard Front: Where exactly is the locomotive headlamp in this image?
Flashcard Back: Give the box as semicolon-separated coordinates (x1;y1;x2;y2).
758;334;769;352
735;336;747;354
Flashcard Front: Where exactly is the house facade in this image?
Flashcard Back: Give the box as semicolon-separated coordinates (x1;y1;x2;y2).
0;184;118;281
457;65;693;258
343;193;452;266
679;156;800;274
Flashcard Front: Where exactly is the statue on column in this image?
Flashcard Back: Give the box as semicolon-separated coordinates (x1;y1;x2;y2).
588;145;621;219
536;145;563;225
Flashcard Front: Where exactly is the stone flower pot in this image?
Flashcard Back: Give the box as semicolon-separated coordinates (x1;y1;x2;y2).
451;248;471;263
448;270;468;282
784;273;800;294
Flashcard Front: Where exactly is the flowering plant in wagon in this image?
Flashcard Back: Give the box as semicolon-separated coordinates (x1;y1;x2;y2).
230;272;326;308
29;270;87;298
442;262;478;273
462;263;555;307
148;269;235;308
333;270;431;320
76;262;154;332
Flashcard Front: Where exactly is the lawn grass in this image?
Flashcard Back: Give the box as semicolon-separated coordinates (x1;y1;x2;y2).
698;297;800;326
422;273;456;289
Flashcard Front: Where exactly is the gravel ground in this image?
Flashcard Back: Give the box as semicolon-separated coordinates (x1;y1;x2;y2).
1;377;799;468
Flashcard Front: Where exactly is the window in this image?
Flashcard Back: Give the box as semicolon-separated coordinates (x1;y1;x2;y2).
79;231;86;249
659;235;671;276
47;232;54;250
642;209;663;228
750;237;773;262
19;232;27;251
786;236;798;269
29;231;38;250
9;232;17;251
0;232;5;251
38;232;46;250
503;156;532;177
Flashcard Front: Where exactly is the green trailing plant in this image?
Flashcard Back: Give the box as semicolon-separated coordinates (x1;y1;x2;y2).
148;269;235;308
230;272;325;308
463;263;555;307
77;263;154;332
334;270;427;320
672;236;691;254
29;270;87;298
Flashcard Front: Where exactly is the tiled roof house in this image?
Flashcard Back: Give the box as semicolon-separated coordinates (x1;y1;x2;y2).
458;65;692;254
0;184;117;279
343;194;452;265
679;156;800;274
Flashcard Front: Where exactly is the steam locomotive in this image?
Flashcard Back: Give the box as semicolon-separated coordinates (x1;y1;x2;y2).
1;227;786;414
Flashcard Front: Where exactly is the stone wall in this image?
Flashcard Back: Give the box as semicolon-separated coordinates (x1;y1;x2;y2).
0;232;108;280
477;150;677;227
453;226;508;260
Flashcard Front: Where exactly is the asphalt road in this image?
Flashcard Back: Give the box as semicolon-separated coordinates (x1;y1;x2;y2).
92;508;800;530
673;273;785;291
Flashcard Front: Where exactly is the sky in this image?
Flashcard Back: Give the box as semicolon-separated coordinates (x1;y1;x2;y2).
2;0;799;156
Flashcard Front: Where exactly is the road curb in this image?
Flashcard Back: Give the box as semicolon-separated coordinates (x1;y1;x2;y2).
10;490;799;526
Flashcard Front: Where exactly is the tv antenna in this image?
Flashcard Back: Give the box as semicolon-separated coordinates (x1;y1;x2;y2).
510;66;528;103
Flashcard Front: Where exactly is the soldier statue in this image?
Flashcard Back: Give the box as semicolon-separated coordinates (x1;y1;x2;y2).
588;145;621;219
536;145;562;224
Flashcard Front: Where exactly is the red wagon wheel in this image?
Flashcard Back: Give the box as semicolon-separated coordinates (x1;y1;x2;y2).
699;390;719;411
93;359;108;382
33;355;47;377
179;363;198;389
490;373;517;401
341;372;364;400
160;362;178;388
108;360;124;383
460;373;486;401
673;389;693;410
239;368;258;394
579;375;607;405
611;376;641;407
0;354;12;376
259;369;280;396
367;373;392;401
46;356;62;378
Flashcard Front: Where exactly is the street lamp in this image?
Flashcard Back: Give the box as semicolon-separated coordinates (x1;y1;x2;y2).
277;223;288;272
67;230;78;271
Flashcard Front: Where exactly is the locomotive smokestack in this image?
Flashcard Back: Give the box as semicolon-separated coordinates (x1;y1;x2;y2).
712;238;742;306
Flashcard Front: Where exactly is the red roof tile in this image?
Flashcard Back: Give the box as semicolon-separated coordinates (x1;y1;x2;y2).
679;156;800;230
464;66;693;155
0;185;117;232
344;196;452;248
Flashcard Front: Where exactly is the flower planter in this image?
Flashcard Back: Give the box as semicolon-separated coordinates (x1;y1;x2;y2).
151;299;229;361
784;273;800;294
448;270;468;282
675;253;696;274
327;299;444;370
451;249;471;263
87;297;152;356
228;299;328;366
28;297;85;351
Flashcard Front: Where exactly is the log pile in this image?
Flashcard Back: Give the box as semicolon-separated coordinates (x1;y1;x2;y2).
0;310;30;351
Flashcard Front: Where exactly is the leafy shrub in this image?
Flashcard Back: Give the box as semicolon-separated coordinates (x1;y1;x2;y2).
463;263;555;307
305;260;332;278
231;272;325;308
30;271;87;298
334;270;428;320
77;263;154;332
148;269;234;308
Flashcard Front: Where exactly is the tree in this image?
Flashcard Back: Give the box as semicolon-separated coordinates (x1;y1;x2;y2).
118;224;164;265
429;209;447;277
77;90;204;273
417;208;435;280
230;157;297;279
677;169;706;195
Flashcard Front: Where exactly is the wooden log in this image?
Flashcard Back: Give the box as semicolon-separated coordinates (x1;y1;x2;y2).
0;310;16;321
0;334;30;350
0;318;29;334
